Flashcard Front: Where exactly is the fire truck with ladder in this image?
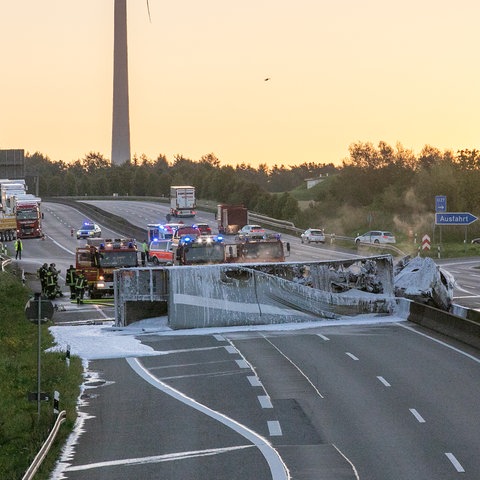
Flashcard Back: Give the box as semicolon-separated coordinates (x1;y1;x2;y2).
76;238;138;298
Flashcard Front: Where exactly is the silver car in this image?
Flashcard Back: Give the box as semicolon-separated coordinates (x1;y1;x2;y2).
301;228;325;244
355;230;396;244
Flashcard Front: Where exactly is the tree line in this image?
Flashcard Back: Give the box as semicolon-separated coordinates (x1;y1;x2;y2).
25;143;480;240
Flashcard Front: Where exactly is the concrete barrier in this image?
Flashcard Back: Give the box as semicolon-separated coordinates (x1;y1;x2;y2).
408;302;480;350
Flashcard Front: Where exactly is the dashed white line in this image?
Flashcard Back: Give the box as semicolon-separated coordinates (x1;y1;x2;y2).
346;352;359;361
377;376;391;387
316;334;330;341
224;346;237;354
235;359;250;369
247;376;262;387
258;395;273;409
127;358;289;479
267;421;283;436
409;408;426;423
445;452;465;472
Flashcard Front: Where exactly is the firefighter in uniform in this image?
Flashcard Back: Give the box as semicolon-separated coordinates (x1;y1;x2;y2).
45;268;57;299
75;270;87;304
66;265;77;299
49;263;63;297
38;263;49;294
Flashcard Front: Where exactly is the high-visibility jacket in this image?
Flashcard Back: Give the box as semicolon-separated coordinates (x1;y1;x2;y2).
46;271;55;287
75;274;86;289
66;268;76;286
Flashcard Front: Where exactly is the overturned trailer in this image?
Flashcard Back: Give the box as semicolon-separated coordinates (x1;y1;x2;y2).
114;255;396;328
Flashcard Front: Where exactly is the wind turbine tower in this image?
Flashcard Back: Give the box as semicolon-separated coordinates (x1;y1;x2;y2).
111;0;131;165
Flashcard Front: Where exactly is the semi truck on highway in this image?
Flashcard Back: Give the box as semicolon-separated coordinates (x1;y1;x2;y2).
170;186;196;218
217;204;248;234
0;179;27;214
0;213;17;241
14;195;43;239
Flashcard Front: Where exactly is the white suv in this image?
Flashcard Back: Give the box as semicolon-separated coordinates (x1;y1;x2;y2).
355;230;396;244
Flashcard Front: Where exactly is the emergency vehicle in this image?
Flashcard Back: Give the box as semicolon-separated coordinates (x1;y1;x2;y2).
230;237;290;263
149;239;174;264
173;235;226;265
75;238;138;298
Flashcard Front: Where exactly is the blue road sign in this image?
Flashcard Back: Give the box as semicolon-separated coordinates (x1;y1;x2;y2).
435;195;447;212
435;212;478;225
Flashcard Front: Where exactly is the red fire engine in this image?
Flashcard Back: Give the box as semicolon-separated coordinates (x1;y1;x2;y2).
76;238;138;298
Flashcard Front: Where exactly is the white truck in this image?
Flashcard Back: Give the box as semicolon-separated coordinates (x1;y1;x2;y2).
169;185;196;218
1;181;27;214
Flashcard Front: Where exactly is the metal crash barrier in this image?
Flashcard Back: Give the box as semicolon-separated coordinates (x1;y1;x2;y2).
114;256;396;329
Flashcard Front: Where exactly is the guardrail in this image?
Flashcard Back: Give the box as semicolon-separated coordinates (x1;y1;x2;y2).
45;197;147;241
22;410;66;480
0;249;12;271
45;197;408;257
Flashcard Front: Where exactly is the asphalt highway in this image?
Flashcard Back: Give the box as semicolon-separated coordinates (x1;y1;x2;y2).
11;200;480;479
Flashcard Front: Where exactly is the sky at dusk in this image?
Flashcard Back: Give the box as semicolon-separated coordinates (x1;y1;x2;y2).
1;1;480;168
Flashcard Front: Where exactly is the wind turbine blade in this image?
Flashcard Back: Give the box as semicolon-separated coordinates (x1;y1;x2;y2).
146;0;152;23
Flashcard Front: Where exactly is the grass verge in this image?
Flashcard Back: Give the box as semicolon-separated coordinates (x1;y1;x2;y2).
0;267;83;480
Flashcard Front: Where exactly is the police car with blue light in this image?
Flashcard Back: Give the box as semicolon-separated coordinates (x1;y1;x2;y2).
76;222;102;239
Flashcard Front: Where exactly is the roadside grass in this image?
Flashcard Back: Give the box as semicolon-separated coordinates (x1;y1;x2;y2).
0;267;83;480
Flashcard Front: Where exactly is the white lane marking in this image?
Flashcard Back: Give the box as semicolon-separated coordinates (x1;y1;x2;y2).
258;395;273;409
332;444;360;480
235;359;250;369
46;236;75;255
397;323;480;364
445;452;465;472
346;352;359;361
65;445;254;472
261;335;324;399
248;375;263;387
409;408;426;423
225;345;237;354
157;370;245;381
94;305;111;319
316;334;330;341
377;376;391;387
214;335;225;341
127;358;290;479
267;421;283;436
149;360;231;371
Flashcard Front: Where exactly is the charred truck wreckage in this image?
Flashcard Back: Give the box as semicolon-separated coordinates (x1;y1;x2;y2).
113;255;407;328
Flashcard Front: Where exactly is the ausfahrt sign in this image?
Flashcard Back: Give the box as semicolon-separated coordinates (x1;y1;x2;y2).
435;212;478;226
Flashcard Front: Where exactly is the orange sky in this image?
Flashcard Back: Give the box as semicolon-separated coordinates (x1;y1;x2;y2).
1;1;480;168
